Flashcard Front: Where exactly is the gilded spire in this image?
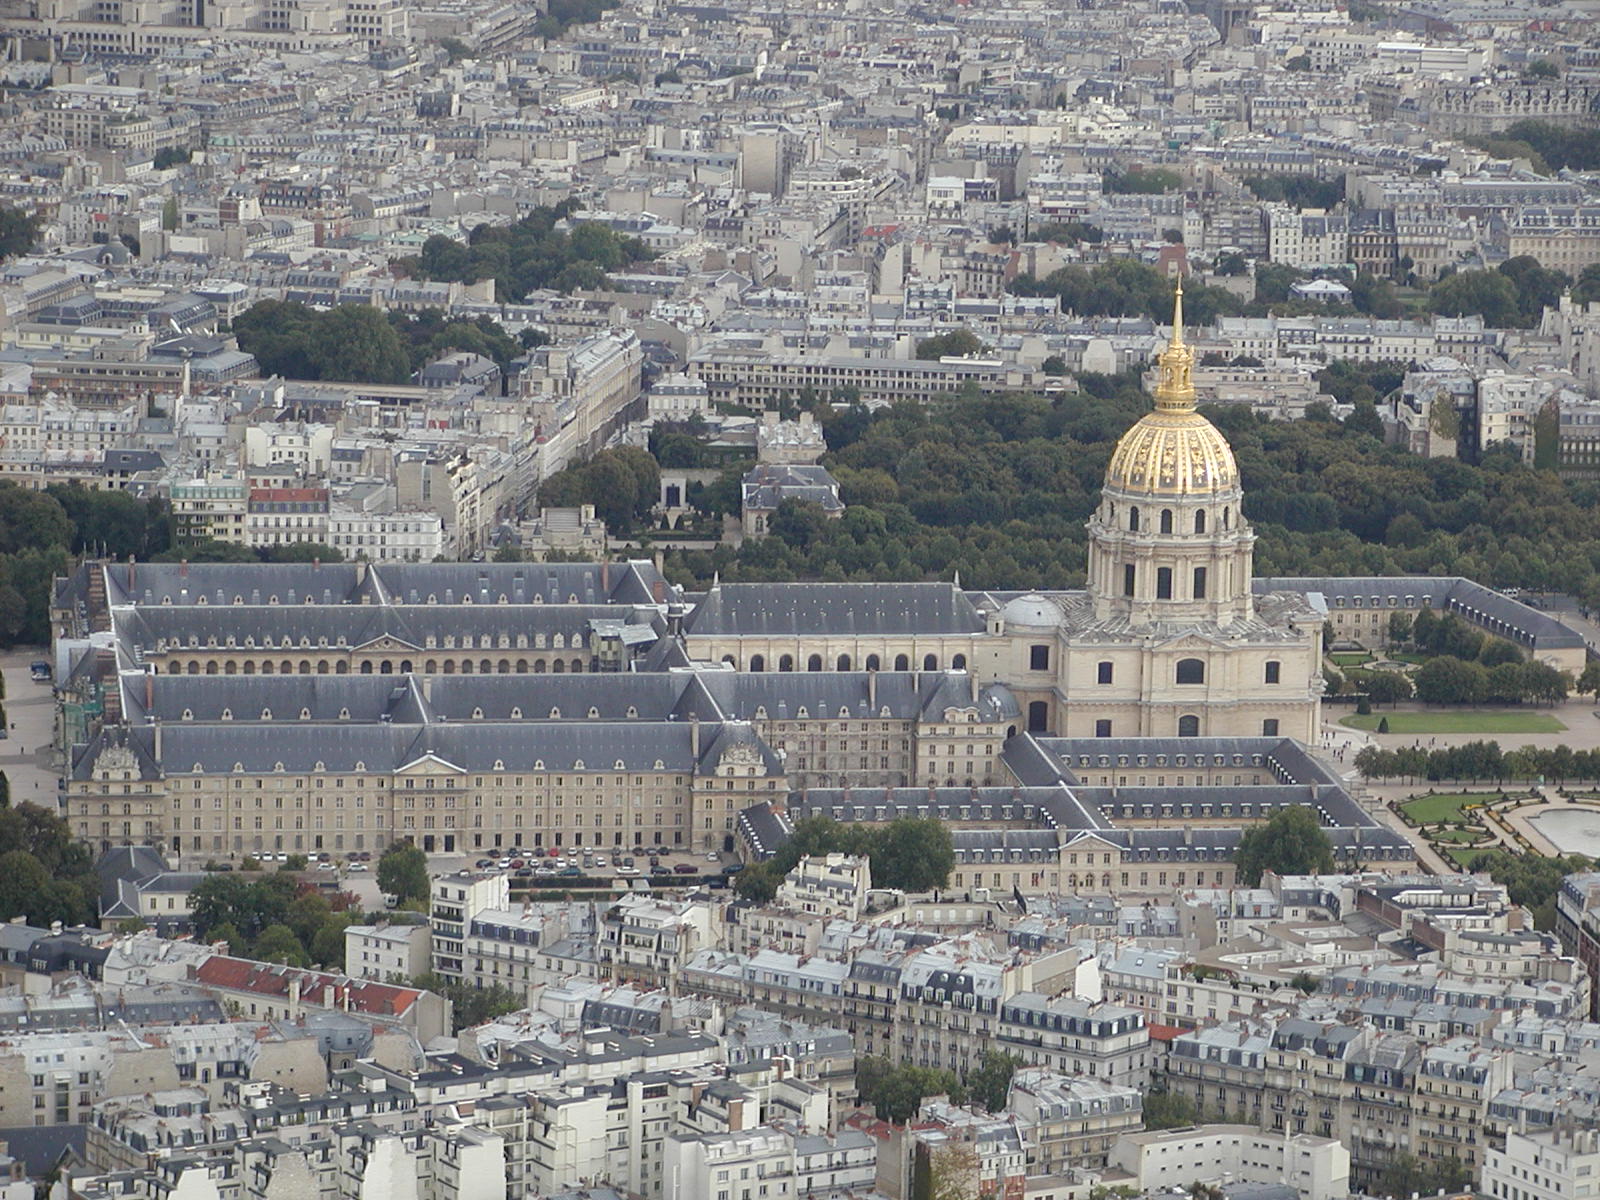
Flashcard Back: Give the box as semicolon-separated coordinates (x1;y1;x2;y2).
1153;276;1195;414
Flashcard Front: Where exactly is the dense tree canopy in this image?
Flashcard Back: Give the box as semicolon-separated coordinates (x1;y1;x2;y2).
397;204;651;302
664;374;1600;611
1242;173;1346;210
733;815;955;902
537;446;661;534
234;301;412;383
1233;806;1335;886
0;803;98;928
377;842;430;904
0;205;39;261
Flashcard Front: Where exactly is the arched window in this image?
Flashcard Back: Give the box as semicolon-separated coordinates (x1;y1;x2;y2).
1129;507;1140;532
866;654;880;671
1178;715;1200;737
380;661;393;675
837;654;852;671
779;654;795;672
1157;567;1173;600
807;654;823;672
1027;701;1049;733
952;654;966;669
1176;658;1205;685
750;654;765;672
895;654;910;671
923;654;938;671
1194;510;1207;534
360;661;373;675
1160;509;1173;534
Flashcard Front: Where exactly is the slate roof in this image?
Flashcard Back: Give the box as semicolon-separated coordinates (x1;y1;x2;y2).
1255;575;1586;651
684;581;985;637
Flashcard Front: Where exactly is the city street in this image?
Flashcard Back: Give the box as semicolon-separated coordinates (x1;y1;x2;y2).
0;646;65;811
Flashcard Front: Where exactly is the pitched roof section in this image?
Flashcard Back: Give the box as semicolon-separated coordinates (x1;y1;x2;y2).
194;955;422;1017
684;581;984;637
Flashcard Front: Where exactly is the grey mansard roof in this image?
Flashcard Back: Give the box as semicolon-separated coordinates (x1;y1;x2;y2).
117;668;1018;728
684;581;986;637
737;733;1412;867
1255;575;1585;652
74;718;783;779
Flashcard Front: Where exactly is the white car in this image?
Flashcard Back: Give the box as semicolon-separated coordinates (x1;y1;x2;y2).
348;862;369;872
617;866;640;877
594;857;608;869
704;852;720;862
316;862;338;872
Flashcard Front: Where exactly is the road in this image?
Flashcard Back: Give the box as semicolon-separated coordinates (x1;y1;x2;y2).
0;647;65;811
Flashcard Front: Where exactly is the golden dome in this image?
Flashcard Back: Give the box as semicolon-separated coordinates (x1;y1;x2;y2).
1103;279;1240;498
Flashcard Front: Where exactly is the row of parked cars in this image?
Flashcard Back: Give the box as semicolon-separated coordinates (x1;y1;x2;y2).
229;851;370;873
472;848;745;885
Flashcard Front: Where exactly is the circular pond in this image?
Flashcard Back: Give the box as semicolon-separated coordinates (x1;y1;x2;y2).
1528;808;1600;858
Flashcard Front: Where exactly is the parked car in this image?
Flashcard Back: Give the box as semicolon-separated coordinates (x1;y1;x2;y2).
649;856;661;867
514;867;533;878
560;866;582;877
721;863;744;875
617;866;640;877
348;862;369;872
594;857;608;869
475;859;494;869
704;852;720;862
650;865;672;876
673;863;698;875
620;856;635;867
707;876;728;890
510;859;526;869
316;862;338;872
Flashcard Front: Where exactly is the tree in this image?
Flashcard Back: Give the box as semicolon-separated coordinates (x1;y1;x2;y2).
378;842;430;904
1379;1152;1473;1200
1103;167;1182;194
1415;656;1489;705
916;330;986;360
1141;1088;1198;1130
0;205;40;260
871;818;956;892
1387;612;1413;648
188;872;297;942
0;849;51;924
152;146;191;170
1344;401;1384;439
1429;270;1523;328
254;923;311;967
410;972;522;1032
162;197;179;232
858;1056;966;1122
915;1141;980;1200
1526;58;1559;78
1578;661;1600;701
1233;805;1336;886
965;1051;1019;1112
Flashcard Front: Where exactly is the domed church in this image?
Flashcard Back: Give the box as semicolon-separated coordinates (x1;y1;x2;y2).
980;281;1324;741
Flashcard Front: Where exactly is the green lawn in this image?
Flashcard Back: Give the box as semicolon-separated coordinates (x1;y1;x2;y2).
1401;792;1504;823
1341;710;1567;734
1446;846;1489;868
1428;827;1491;844
1331;652;1376;667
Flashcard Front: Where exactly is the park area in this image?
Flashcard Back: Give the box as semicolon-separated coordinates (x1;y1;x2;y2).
1398;791;1505;824
1341;710;1567;734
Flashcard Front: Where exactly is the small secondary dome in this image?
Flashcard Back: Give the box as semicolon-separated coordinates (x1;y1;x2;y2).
1000;594;1062;628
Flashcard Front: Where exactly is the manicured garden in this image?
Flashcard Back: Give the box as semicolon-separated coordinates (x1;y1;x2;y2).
1399;792;1504;824
1341;710;1566;734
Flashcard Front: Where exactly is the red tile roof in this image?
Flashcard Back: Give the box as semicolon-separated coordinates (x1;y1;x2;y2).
194;955;421;1017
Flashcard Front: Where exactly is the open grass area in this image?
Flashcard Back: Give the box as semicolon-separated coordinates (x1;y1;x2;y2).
1331;652;1376;667
1401;792;1507;824
1446;846;1489;868
1341;710;1567;734
1429;827;1492;844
